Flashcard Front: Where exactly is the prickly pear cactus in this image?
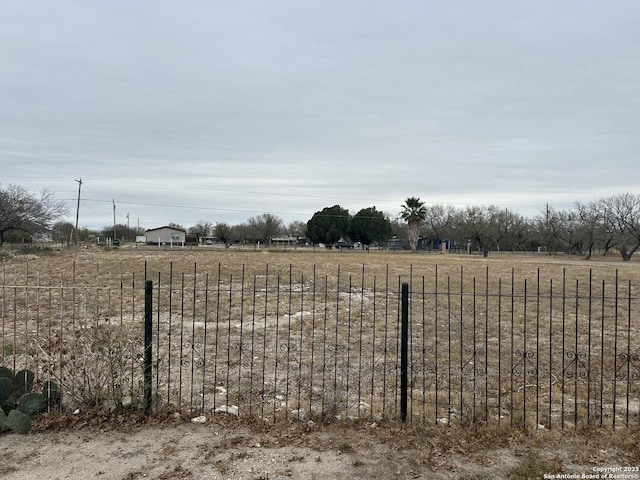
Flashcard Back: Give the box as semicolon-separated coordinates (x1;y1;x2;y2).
0;367;59;434
14;369;35;397
42;380;60;404
0;408;8;432
0;366;11;380
0;373;13;416
5;409;31;434
18;392;47;415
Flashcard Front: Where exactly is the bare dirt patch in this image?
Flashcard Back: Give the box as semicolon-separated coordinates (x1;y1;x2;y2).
3;412;640;480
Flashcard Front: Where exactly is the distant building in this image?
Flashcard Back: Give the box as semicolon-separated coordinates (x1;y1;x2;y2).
387;236;427;250
146;226;186;246
271;236;307;246
388;236;411;250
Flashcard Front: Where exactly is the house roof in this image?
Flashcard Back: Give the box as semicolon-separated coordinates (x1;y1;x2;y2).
145;226;187;233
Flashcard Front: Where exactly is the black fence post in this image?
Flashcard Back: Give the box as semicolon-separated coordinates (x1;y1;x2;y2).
144;280;153;415
400;282;409;422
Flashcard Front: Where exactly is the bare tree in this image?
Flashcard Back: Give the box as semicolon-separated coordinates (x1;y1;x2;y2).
502;212;532;252
458;205;517;256
458;206;493;256
231;222;253;244
285;220;307;238
0;185;68;247
52;221;75;246
248;213;284;245
550;209;582;255
575;200;606;259
189;221;214;238
423;204;458;246
534;205;579;254
600;193;640;261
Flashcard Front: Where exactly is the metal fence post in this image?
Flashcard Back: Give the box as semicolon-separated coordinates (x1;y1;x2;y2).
400;282;409;422
144;280;153;415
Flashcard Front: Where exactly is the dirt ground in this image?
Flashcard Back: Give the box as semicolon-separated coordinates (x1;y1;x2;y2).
2;411;639;480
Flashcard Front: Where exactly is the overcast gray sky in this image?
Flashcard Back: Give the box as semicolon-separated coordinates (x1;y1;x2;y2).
1;1;639;231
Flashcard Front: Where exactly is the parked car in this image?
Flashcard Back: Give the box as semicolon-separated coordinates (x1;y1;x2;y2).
334;239;354;249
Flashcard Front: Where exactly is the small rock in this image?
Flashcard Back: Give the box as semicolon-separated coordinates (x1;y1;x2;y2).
291;409;307;421
214;405;239;416
191;415;207;424
73;409;80;415
215;386;227;394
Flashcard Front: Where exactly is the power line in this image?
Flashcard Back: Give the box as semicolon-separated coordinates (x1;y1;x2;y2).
66;198;314;217
80;199;111;223
74;178;82;245
79;179;383;204
67;196;546;220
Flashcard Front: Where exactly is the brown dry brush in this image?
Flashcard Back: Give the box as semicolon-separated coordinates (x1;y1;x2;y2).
1;250;639;429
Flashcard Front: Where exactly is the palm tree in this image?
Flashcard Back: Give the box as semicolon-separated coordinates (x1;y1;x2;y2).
400;197;427;252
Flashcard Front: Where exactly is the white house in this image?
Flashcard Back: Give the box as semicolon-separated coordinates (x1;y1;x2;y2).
145;226;186;246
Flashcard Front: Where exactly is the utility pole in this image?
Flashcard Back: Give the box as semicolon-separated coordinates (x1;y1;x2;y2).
113;199;117;242
126;212;130;243
74;178;82;246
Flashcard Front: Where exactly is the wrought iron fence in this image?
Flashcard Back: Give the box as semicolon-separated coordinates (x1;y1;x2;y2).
1;261;638;428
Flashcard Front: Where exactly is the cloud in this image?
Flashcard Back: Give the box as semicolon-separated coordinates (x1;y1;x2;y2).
1;1;639;229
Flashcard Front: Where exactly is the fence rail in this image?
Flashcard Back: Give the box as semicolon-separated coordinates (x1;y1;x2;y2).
1;262;638;429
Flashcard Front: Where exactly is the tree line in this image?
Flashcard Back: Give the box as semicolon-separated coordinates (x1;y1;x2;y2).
397;194;640;261
1;184;639;261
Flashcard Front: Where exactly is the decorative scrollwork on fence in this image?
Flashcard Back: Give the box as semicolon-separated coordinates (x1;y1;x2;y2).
179;341;206;369
28;337;49;349
375;343;397;355
461;348;487;377
512;350;536;377
173;341;203;351
615;352;640;381
411;345;436;375
230;342;255;368
275;360;301;371
275;343;302;372
191;346;206;369
373;356;398;374
326;344;347;355
563;352;589;380
279;343;298;354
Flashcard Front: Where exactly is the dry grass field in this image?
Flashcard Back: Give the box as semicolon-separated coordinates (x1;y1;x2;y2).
1;245;639;479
